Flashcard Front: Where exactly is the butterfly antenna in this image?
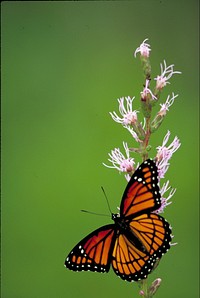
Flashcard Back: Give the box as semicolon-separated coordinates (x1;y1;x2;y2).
80;209;110;217
101;186;112;215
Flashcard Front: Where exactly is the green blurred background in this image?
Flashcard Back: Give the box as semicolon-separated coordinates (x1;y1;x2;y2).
1;1;199;297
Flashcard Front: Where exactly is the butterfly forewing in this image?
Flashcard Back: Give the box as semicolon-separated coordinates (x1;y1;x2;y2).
65;225;116;273
120;159;161;218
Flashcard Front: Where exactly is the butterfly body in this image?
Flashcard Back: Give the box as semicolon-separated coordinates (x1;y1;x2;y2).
65;159;172;282
112;213;148;253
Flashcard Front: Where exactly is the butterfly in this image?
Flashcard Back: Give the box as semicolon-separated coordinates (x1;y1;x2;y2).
64;159;172;282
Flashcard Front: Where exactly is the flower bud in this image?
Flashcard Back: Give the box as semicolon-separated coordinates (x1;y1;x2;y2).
148;278;162;296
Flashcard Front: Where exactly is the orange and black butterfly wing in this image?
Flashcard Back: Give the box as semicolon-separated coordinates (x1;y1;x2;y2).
120;159;161;218
65;224;117;273
112;213;172;282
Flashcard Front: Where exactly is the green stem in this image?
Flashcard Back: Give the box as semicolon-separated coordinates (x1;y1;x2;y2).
138;277;156;298
139;278;149;297
139;71;153;161
139;115;151;162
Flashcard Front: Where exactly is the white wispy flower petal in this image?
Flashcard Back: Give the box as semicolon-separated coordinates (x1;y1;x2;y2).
124;125;142;143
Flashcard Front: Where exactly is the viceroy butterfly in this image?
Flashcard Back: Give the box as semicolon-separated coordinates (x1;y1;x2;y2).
64;159;172;282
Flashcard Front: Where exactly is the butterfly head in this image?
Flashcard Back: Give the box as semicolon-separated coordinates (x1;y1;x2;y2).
112;213;120;221
112;213;129;232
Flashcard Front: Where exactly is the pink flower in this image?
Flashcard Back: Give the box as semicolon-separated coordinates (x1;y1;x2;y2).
149;278;162;296
140;79;157;100
154;60;181;90
158;93;179;116
110;96;138;126
156;130;181;179
109;96;143;143
154;180;176;214
134;38;151;58
103;142;135;181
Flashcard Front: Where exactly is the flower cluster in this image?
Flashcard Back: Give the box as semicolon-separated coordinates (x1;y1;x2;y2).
103;38;181;215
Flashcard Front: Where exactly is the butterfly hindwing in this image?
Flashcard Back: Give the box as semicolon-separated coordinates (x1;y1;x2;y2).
112;213;172;282
65;224;116;273
120;159;161;218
